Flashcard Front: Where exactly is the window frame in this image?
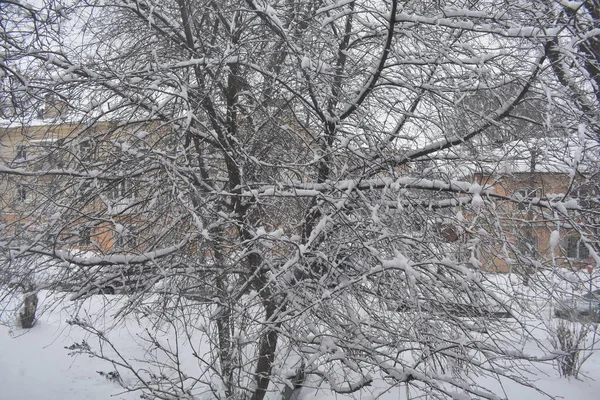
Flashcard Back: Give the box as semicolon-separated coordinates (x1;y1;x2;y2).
79;227;92;246
115;226;139;250
517;234;538;257
15;144;27;161
516;189;537;211
567;236;589;261
78;138;96;162
108;179;138;201
16;185;27;203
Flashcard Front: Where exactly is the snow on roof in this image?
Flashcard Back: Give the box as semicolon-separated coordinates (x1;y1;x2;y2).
489;135;597;175
421;134;598;182
0;117;73;129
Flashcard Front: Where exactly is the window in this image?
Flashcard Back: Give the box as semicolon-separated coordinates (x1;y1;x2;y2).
44;148;63;168
16;185;27;203
454;245;470;263
15;144;27;161
115;227;138;250
517;235;538;257
516;189;536;211
53;138;66;167
29;138;65;168
44;233;56;245
163;230;178;246
80;180;93;195
576;185;596;210
79;227;92;246
78;139;95;162
109;179;136;200
567;237;589;260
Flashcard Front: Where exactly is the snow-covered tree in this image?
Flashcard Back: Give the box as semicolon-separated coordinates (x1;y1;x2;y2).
1;1;599;399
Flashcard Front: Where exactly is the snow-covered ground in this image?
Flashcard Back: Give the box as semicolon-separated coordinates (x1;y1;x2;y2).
2;287;600;400
0;294;139;400
0;319;137;400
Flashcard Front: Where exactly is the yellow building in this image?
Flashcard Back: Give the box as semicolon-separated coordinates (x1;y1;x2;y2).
0;111;153;254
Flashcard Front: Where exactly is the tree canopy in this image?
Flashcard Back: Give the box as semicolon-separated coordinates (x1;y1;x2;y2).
1;1;600;399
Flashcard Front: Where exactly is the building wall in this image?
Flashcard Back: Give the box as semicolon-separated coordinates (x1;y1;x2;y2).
0;120;150;253
473;172;593;273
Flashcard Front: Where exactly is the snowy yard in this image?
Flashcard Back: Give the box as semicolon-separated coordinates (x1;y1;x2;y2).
2;286;600;400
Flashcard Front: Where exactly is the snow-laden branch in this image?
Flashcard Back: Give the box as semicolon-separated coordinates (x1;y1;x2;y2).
0;163;160;180
308;369;373;394
395;11;560;39
243;176;488;197
239;176;583;216
19;233;200;267
37;53;220;144
243;0;326;119
338;0;398;121
383;58;546;169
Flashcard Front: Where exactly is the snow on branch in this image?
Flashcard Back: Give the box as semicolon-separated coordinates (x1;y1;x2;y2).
395;11;560;38
242;176;489;198
309;369;373;394
0;164;158;180
315;0;355;16
338;0;399;121
21;234;200;267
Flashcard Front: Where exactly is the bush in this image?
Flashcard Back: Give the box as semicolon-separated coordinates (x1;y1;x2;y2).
552;320;593;379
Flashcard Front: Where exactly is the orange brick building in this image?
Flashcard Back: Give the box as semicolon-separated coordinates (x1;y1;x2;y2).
470;170;595;273
0;112;154;254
